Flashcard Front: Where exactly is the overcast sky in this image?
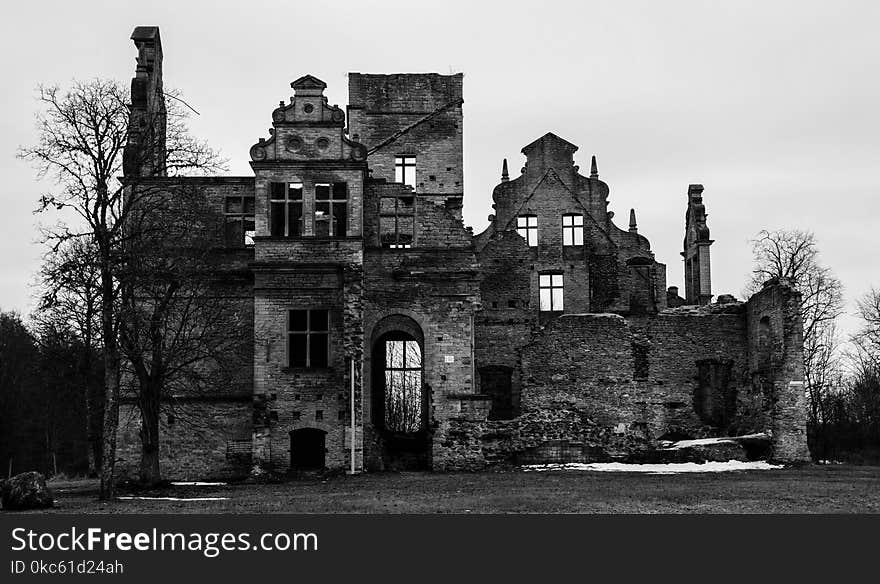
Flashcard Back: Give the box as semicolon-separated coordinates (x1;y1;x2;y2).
1;0;878;338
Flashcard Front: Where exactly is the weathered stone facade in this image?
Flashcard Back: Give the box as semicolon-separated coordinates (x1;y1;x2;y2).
116;28;810;481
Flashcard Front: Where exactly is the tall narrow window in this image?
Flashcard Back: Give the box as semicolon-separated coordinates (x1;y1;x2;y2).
224;195;255;247
288;309;330;368
517;215;538;247
384;337;423;433
562;214;584;246
539;274;564;312
394;156;417;189
380;195;414;249
270;182;303;237
315;182;348;238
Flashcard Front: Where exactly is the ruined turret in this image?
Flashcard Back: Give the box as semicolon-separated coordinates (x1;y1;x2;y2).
123;26;166;178
682;184;713;305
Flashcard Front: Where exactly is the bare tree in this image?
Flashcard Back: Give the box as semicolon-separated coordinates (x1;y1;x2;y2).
747;229;845;430
119;189;247;485
853;288;880;369
19;79;224;498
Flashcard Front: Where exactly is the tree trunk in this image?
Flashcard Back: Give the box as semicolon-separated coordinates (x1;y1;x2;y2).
82;313;98;478
138;379;161;486
99;266;119;500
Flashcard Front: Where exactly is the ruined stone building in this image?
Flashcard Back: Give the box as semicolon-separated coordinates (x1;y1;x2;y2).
116;27;810;480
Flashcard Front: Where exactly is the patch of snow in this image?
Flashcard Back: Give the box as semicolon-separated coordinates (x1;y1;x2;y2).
170;481;227;486
117;496;229;502
560;313;624;319
663;433;769;450
663;437;738;450
522;460;784;474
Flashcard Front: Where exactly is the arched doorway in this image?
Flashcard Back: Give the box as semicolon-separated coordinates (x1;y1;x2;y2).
290;428;326;470
370;315;429;470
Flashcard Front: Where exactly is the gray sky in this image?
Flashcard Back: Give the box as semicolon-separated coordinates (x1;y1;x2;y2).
2;0;878;338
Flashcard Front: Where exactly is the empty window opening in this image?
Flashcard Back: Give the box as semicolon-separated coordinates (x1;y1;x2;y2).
270;182;303;237
633;343;649;380
381;194;414;249
315;182;348;238
517;215;538;247
288;309;330;368
693;359;737;429
757;316;772;372
480;366;514;420
539;274;564;312
224;195;256;247
394;156;417;189
562;214;584;246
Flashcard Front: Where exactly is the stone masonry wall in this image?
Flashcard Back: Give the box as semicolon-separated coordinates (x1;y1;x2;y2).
348;73;464;203
116;400;252;481
746;279;810;462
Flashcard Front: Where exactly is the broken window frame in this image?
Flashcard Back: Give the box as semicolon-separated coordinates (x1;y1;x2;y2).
517;215;538;247
223;195;256;247
270;182;304;237
539;273;564;312
380;194;414;249
314;182;348;238
394;155;417;189
562;213;584;246
287;308;330;369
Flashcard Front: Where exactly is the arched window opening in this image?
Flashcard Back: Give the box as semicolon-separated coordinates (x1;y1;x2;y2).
382;335;424;433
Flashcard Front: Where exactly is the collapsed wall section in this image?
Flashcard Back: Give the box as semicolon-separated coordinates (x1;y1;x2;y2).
746;279;810;462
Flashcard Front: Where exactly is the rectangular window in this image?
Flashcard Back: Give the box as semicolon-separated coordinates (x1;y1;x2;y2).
394;156;417;189
270;182;303;237
224;195;256;247
539;274;564;312
562;214;584;246
517;215;538;247
314;182;348;238
288;309;330;368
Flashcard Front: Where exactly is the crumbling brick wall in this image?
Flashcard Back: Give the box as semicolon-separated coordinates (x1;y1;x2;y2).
746;279;810;462
348;74;464;207
362;179;482;471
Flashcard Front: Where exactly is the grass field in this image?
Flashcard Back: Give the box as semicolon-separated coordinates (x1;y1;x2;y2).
27;464;880;514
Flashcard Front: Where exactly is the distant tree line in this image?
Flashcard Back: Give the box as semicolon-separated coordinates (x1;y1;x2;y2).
0;310;103;478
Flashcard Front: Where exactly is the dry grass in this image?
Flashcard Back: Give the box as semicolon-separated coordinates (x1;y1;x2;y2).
32;464;880;514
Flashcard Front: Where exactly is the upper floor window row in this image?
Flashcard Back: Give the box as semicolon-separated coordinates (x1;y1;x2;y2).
515;213;585;247
269;182;348;238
